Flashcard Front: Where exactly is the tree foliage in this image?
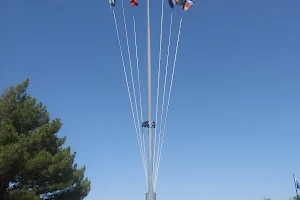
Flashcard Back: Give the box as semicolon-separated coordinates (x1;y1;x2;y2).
292;196;300;200
0;78;91;199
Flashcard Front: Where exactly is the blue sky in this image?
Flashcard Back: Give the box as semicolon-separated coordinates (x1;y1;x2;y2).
1;0;300;200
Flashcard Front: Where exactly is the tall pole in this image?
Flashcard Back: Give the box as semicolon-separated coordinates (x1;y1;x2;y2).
146;0;156;198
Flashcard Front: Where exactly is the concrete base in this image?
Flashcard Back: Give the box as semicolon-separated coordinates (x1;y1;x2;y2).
146;192;156;200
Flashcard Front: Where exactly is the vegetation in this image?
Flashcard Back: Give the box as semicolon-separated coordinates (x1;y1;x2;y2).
0;78;91;199
263;196;300;200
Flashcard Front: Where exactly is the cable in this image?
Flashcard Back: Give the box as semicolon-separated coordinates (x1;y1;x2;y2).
121;0;146;174
113;5;147;179
154;16;183;189
153;0;165;187
154;12;173;189
133;15;147;176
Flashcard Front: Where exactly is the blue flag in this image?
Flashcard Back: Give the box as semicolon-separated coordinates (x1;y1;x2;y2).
295;176;300;189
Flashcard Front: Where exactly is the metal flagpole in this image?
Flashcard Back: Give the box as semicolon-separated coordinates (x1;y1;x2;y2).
146;0;156;198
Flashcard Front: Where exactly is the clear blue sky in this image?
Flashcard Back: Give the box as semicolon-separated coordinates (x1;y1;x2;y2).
1;0;300;200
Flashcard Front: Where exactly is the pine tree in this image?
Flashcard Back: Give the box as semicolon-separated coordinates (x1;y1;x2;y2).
0;78;91;199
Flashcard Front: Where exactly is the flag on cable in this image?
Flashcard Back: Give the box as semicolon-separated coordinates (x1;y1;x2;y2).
295;175;300;189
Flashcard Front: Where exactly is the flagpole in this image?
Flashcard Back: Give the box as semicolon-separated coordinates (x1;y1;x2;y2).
146;0;156;198
293;174;299;200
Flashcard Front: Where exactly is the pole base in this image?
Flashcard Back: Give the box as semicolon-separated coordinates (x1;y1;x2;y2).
146;192;156;200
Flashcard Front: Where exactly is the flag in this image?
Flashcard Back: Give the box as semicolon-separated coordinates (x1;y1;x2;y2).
295;176;300;189
142;121;149;128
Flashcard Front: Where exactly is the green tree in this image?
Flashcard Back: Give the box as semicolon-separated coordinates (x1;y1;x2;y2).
292;196;300;200
0;78;91;199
